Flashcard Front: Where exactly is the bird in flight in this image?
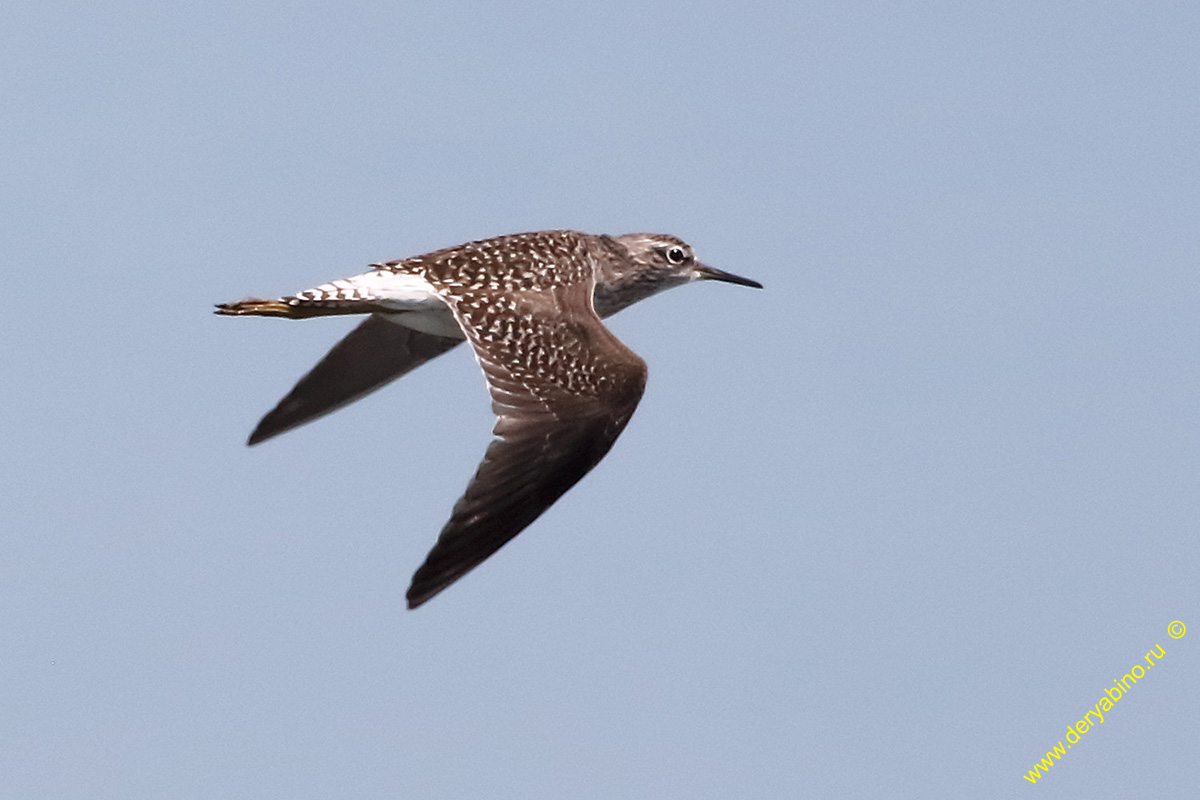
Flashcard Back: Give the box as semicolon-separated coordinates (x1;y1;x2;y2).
216;230;761;608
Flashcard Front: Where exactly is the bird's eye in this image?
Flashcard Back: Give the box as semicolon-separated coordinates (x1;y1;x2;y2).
665;246;688;265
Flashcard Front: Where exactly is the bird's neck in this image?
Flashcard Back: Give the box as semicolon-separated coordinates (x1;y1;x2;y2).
591;235;675;318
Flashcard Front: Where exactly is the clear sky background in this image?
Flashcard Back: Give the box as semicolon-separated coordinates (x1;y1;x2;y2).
3;2;1197;797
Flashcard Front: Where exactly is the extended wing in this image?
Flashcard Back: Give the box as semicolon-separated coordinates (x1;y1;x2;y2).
248;315;462;445
406;282;647;608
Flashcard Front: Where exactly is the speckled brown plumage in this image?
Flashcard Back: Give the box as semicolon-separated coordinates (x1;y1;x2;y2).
217;229;762;608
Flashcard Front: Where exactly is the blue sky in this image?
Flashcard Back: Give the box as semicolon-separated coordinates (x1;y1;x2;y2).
3;2;1197;797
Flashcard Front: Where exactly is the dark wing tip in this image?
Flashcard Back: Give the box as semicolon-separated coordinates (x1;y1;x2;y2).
246;401;307;446
245;402;299;446
246;426;271;447
405;583;434;610
404;552;506;610
401;404;643;611
403;532;503;610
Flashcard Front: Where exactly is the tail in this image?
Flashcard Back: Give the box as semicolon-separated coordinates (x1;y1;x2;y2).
214;296;376;318
214;298;303;317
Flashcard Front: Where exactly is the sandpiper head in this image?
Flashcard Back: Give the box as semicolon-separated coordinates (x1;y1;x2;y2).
594;233;762;316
